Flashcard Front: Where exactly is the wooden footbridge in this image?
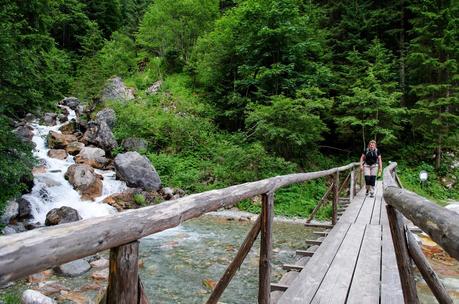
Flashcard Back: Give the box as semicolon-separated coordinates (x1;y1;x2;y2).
0;162;458;303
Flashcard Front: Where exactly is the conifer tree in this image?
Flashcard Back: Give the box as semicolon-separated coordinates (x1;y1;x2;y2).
407;0;459;169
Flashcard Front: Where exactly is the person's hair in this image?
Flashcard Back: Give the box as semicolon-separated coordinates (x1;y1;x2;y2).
368;140;377;147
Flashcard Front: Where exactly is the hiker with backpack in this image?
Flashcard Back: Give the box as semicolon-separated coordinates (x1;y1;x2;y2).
360;140;382;197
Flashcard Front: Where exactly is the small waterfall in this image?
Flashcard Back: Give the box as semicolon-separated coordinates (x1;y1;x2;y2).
19;107;127;225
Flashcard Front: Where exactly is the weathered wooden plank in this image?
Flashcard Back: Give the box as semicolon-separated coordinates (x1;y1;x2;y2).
350;168;355;200
106;241;139;304
277;223;351;304
346;225;382;304
207;216;261;304
271;283;289;292
370;194;382;225
305;239;322;246
295;249;315;257
381;225;404;304
271;271;300;304
406;230;453;304
303;223;334;229
282;264;304;271
259;193;274;304
309;224;367;304
338;191;366;224
312;231;328;236
386;206;419;303
384;162;459;260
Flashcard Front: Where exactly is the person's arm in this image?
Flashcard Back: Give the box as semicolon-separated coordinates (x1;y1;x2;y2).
378;155;383;176
360;154;365;169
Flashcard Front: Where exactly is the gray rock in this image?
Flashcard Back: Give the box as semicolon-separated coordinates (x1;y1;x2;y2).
121;137;148;152
95;108;116;129
161;187;174;199
24;113;35;123
65;164;103;200
45;206;82;226
57;114;68;123
81;121;117;152
114;152;161;191
22;289;56;304
65;141;85;156
101;76;135;102
42;113;57;126
146;80;162;95
75;146;109;169
2;226;17;235
17;197;33;221
47;149;68;160
60;97;80;110
54;259;90;277
13;125;34;142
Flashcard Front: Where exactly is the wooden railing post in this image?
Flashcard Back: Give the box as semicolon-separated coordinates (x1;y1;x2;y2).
405;230;453;304
106;241;140;304
386;206;419;304
259;192;274;304
332;172;339;225
350;168;355;200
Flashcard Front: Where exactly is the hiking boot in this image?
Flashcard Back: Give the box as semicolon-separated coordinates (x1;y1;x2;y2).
370;191;374;198
365;189;369;196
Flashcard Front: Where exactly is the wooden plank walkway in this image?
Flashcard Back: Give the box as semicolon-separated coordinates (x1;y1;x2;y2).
276;181;404;303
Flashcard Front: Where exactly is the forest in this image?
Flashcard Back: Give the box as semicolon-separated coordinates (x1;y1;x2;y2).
0;0;458;217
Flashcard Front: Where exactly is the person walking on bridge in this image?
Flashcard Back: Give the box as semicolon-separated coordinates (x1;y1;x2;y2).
360;140;382;197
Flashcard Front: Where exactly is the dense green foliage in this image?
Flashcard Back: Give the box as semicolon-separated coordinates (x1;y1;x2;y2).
1;0;458;217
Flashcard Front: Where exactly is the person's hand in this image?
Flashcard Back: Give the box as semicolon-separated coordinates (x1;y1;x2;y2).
378;170;382;177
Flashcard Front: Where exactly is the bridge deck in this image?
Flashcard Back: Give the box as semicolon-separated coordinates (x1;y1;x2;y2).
277;181;404;303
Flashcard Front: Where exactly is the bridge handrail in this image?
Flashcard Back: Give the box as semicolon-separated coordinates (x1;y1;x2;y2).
0;162;359;285
383;162;459;260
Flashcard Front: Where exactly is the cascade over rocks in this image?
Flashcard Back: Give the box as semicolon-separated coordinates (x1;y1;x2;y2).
121;137;148;152
114;152;161;191
45;206;82;226
47;131;78;149
60;97;80;110
47;149;68;160
101;76;135;102
81;121;117;152
95;108;116;129
42;113;57;126
17;197;33;221
75;147;109;169
65;164;103;200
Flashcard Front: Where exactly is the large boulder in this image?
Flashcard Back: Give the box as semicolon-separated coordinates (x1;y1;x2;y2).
101;76;135;102
65;164;103;200
54;259;90;277
114;152;161;191
42;113;57;126
45;206;82;226
121;137;148;152
59;120;78;135
47;149;68;160
81;121;117;152
47;131;78;149
65;141;85;156
60;97;80;110
13;125;34;142
95;108;116;129
75;147;109;169
22;290;56;304
17;197;33;221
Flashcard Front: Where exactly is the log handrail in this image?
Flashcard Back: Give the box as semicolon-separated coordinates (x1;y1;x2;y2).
0;162;360;285
383;162;459;261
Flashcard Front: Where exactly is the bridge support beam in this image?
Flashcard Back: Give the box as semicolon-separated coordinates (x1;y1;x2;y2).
259;192;274;304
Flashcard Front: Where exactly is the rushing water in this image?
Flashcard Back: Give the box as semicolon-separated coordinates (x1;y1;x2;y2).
11;107;127;225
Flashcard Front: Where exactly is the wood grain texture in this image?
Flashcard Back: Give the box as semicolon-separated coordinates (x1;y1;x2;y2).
346;225;382;304
259;192;274;304
406;230;453;304
106;241;139;304
383;162;459;260
381;225;404;304
386;206;419;304
0;162;359;284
